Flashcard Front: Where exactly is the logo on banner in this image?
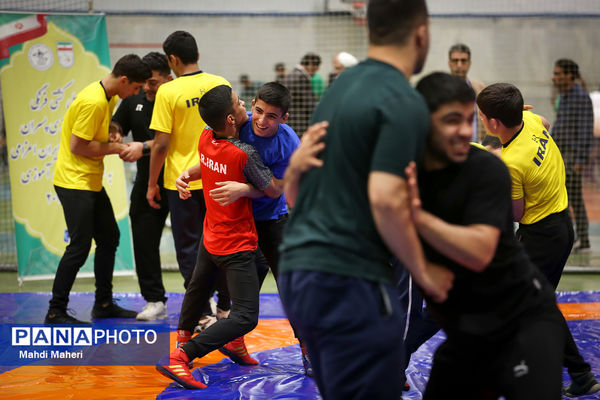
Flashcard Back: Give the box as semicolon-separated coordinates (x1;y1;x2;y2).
27;43;53;71
56;41;73;68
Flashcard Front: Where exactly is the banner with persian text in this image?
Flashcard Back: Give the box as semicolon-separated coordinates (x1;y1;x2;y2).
0;13;133;280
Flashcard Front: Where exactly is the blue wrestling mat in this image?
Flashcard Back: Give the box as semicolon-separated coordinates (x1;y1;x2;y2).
0;291;598;399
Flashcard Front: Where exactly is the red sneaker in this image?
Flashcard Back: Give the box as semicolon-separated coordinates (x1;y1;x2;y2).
176;330;193;369
156;348;206;390
218;335;258;366
176;330;192;348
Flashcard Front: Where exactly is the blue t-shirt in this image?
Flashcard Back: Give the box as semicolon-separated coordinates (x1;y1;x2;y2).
239;112;300;221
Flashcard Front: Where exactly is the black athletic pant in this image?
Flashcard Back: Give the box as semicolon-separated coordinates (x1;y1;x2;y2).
255;214;303;340
179;243;260;359
167;189;229;313
166;189;205;288
517;209;574;289
255;213;288;283
50;186;119;311
424;302;566;400
517;210;591;376
129;180;168;303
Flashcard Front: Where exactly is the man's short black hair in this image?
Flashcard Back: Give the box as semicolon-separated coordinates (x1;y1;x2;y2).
555;58;580;80
367;0;428;46
255;82;291;115
476;83;524;128
112;54;151;83
300;53;321;67
416;72;475;113
142;52;170;76
162;31;199;65
448;43;471;58
198;85;233;132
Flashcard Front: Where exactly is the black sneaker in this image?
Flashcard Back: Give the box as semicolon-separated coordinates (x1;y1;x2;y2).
45;309;90;324
564;371;600;397
92;300;137;319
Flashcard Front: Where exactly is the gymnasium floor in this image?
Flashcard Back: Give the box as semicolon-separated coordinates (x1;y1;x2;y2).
0;272;598;399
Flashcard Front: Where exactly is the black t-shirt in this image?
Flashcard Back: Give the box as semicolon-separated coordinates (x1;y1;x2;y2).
112;90;164;187
420;146;555;340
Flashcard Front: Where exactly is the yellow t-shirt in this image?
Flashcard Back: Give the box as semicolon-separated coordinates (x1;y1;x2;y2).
53;81;118;192
501;111;568;224
149;71;230;190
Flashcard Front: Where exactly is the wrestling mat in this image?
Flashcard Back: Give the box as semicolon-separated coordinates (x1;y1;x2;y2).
0;291;598;399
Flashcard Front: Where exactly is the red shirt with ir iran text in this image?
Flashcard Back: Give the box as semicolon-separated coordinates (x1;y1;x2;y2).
198;127;273;255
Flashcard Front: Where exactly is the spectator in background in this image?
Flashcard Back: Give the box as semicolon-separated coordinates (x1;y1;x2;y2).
448;43;485;142
328;51;358;86
111;52;172;321
282;53;320;136
274;62;286;83
552;59;594;253
239;74;262;111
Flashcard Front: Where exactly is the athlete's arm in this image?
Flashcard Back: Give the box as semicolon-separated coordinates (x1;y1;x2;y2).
147;131;169;209
209;176;284;206
405;162;499;272
369;170;453;302
70;134;125;157
512;197;524;222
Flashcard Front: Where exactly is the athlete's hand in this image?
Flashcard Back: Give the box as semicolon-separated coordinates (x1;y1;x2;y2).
210;181;250;206
289;121;328;174
109;121;123;143
120;141;143;162
146;184;162;209
175;170;192;200
421;262;454;303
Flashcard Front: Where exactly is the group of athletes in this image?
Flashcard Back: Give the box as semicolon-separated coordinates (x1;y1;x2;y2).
47;0;599;398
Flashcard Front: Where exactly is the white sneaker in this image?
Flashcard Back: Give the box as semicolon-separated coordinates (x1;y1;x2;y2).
136;301;167;320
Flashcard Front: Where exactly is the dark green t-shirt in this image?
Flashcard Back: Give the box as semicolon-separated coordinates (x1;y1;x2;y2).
279;58;429;283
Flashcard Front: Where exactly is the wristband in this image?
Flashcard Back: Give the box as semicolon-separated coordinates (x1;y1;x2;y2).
142;142;151;156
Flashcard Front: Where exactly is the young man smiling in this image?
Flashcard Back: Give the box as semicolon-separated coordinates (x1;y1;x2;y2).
207;82;308;372
157;85;282;389
209;82;299;279
407;72;566;399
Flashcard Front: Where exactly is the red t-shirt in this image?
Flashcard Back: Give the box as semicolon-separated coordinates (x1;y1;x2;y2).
198;127;273;255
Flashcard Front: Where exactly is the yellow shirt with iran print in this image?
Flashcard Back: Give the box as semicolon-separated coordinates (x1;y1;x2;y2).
501;110;568;225
53;81;118;192
149;71;230;191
